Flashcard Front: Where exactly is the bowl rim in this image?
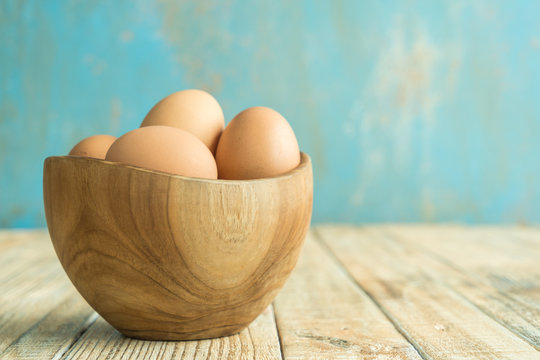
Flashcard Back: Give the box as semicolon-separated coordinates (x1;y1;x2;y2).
44;152;311;185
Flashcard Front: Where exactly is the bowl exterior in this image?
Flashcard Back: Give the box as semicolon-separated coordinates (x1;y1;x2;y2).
43;155;312;340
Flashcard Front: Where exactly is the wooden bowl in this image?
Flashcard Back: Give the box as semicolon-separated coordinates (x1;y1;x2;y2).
43;153;312;340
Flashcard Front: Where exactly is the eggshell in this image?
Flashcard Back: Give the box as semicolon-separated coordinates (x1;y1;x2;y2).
69;134;117;159
215;107;300;180
141;89;224;154
105;126;217;179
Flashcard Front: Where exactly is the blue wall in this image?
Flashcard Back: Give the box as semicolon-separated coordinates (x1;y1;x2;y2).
1;1;539;228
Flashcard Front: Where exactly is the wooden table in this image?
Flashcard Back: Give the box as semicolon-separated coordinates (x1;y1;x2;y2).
1;225;539;359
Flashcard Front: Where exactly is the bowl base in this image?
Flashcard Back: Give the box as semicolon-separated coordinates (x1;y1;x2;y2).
118;324;247;341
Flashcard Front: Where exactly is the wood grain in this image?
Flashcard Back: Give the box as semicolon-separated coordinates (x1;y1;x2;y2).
384;225;540;350
0;231;76;354
273;230;422;360
316;226;540;359
1;293;97;360
0;231;283;359
43;153;312;340
2;226;540;358
61;306;281;360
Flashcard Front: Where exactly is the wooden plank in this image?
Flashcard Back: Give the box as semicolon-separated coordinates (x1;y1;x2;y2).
0;230;281;359
0;230;55;285
384;225;540;267
0;247;61;300
61;305;281;359
0;230;49;252
0;232;79;354
316;226;540;360
0;293;97;360
0;269;73;348
383;225;540;350
273;230;422;360
3;226;540;359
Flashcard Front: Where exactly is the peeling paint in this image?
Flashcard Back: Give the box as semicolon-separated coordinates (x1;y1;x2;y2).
1;1;540;227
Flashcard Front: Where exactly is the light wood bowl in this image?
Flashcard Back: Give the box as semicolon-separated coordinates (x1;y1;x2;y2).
43;153;312;340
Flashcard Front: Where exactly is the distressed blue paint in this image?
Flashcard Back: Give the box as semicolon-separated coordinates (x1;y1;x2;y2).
1;0;539;228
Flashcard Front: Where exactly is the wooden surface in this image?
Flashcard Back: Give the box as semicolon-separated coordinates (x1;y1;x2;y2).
1;225;540;359
42;154;312;340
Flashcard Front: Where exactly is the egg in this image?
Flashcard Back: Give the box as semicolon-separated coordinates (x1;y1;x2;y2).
105;126;217;179
140;89;224;154
215;106;300;180
69;134;117;159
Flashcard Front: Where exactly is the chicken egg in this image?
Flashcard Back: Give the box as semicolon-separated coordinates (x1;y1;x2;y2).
215;107;300;180
105;125;217;179
69;134;117;159
141;89;224;154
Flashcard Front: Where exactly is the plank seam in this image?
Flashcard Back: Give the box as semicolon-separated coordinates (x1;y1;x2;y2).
271;304;286;360
0;291;75;357
247;325;256;359
312;227;430;360
55;311;99;360
447;284;540;353
381;227;540;352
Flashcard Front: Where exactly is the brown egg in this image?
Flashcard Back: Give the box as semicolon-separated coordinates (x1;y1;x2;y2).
69;134;117;159
215;107;300;180
141;89;224;154
105;126;217;179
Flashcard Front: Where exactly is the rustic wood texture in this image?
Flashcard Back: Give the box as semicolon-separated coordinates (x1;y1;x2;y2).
383;225;540;351
316;225;540;360
273;231;422;360
60;307;281;360
1;226;540;359
42;153;313;341
0;231;282;359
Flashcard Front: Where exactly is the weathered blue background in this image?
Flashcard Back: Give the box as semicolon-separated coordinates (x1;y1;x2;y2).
1;1;539;228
